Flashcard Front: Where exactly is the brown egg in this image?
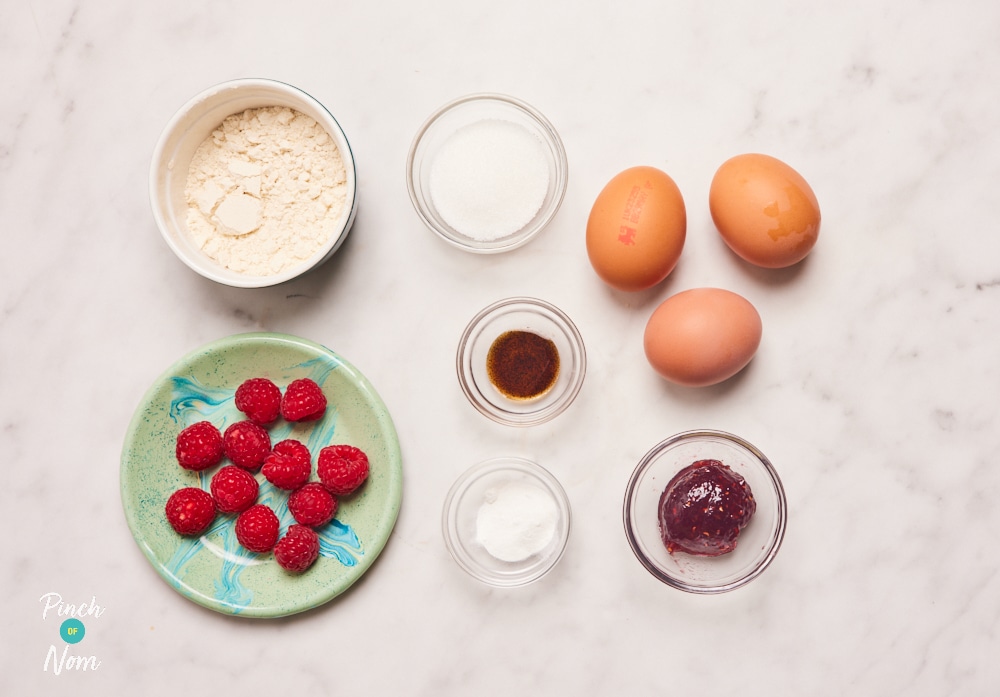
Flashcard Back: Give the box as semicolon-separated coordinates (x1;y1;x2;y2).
709;154;820;268
586;166;686;292
643;288;762;387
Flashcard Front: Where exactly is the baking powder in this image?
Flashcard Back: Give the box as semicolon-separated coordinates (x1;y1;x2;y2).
184;106;347;276
429;118;549;241
475;480;559;562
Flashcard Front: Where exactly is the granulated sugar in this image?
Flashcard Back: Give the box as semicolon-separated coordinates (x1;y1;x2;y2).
429;119;549;241
475;480;559;562
184;106;347;276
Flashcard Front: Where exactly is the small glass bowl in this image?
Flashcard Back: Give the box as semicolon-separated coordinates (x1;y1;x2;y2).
623;430;787;594
457;297;586;427
406;93;568;253
149;78;358;288
442;457;571;587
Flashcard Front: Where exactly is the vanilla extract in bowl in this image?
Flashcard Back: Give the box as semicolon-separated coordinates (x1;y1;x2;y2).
486;330;560;401
456;297;585;427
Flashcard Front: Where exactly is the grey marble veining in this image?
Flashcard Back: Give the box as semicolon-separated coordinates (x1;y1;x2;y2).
2;0;999;694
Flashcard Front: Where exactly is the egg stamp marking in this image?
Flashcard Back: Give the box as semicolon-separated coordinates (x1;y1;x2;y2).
622;185;648;224
618;226;637;245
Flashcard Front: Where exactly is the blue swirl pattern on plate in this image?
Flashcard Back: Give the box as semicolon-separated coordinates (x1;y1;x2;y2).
164;358;364;612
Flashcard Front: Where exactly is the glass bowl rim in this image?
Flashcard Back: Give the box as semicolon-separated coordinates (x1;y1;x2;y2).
455;296;587;427
441;455;572;587
622;429;788;594
405;92;568;254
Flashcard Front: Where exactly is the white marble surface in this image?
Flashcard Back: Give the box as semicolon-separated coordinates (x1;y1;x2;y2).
3;0;999;694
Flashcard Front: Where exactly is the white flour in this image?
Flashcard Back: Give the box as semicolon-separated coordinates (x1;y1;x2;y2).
184;106;347;276
475;480;559;562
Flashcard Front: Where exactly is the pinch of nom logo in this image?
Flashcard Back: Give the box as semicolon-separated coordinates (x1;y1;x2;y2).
40;592;105;675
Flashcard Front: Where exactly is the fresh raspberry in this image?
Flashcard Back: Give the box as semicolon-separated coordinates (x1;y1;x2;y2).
234;377;282;425
271;438;311;463
165;487;216;536
223;420;271;470
210;465;260;514
274;524;321;573
317;444;369;496
235;504;279;553
280;378;327;422
262;439;312;490
175;421;224;471
288;482;338;527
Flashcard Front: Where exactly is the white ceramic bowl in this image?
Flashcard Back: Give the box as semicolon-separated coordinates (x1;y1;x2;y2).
149;78;357;288
406;93;568;253
442;457;571;587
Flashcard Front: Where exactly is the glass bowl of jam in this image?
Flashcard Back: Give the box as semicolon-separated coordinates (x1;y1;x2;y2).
623;430;787;593
456;297;586;427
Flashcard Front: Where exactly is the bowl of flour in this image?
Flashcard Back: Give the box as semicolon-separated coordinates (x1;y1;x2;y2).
441;456;571;587
150;79;357;287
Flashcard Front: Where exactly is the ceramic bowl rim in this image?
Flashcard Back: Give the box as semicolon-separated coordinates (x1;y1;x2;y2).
148;77;358;288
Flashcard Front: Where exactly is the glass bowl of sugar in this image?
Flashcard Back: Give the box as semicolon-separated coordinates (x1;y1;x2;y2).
442;456;571;587
407;93;568;253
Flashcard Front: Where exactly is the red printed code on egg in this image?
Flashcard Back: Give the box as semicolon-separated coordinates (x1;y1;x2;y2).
622;186;647;224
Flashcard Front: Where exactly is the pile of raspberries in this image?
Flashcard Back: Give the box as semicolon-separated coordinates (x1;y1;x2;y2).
164;377;369;573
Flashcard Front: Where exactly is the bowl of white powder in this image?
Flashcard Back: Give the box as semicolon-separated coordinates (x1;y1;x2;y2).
442;456;571;587
406;94;568;253
150;79;357;287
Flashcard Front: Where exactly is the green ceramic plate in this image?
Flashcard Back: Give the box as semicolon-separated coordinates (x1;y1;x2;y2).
120;333;403;618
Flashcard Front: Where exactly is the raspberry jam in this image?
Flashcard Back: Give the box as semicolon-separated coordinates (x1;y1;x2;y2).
657;459;756;557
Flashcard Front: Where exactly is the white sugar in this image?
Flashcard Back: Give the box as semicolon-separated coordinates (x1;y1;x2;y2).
429;119;549;241
475;480;559;562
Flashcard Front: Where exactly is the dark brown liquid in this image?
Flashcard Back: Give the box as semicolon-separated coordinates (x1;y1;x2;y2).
486;330;560;400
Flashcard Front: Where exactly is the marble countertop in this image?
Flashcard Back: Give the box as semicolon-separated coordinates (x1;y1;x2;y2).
4;0;999;694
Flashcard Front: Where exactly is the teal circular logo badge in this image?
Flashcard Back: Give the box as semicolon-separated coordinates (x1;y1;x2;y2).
60;618;85;644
